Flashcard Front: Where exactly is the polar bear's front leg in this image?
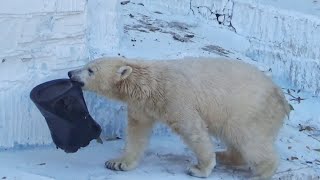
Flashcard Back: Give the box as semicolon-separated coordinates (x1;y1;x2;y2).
105;112;154;171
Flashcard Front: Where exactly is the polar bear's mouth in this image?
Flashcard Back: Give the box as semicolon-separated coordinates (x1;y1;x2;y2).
69;77;84;87
77;81;85;87
71;80;85;87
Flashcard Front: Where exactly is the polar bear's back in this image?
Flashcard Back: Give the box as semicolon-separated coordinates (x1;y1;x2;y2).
159;57;276;99
151;57;289;139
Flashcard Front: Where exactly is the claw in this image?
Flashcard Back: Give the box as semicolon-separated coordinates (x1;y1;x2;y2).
96;137;103;144
105;161;112;169
119;163;124;171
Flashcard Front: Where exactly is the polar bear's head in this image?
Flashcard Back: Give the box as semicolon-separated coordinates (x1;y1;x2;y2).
68;57;133;97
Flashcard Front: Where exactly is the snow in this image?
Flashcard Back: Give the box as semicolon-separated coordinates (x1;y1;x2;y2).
0;0;320;179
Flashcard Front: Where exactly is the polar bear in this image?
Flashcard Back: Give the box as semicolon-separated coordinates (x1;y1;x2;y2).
68;56;290;179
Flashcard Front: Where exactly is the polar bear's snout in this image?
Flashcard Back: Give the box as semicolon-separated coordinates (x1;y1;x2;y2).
68;70;85;87
67;71;74;78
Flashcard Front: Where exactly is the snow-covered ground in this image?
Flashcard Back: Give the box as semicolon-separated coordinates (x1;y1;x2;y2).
1;0;320;179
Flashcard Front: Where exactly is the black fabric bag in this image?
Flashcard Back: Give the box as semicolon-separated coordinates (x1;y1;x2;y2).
30;79;102;153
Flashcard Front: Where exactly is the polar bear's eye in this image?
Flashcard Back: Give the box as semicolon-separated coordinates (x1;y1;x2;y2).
88;68;94;75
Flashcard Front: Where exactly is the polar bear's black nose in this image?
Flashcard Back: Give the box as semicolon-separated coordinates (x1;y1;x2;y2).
68;71;73;78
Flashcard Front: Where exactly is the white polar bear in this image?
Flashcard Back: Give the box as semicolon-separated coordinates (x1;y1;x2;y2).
68;56;290;180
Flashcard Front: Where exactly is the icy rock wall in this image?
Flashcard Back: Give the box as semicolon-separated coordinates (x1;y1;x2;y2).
205;0;320;95
133;0;320;94
87;0;120;58
232;1;320;95
0;0;189;148
0;0;132;149
1;0;319;148
0;0;89;148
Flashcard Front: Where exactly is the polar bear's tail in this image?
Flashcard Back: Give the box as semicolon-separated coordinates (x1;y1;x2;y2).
276;88;292;119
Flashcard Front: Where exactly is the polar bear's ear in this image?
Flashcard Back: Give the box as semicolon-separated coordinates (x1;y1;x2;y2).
116;65;133;80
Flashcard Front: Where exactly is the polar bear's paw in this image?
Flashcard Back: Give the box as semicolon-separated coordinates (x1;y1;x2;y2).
187;164;213;178
105;158;138;171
